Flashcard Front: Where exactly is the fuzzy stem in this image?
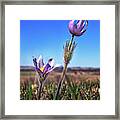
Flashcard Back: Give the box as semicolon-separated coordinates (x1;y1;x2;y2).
54;63;68;100
39;82;42;99
54;34;75;100
37;77;44;100
71;34;74;42
69;35;74;51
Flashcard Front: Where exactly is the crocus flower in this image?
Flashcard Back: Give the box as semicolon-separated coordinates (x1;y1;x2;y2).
68;20;88;36
33;55;55;78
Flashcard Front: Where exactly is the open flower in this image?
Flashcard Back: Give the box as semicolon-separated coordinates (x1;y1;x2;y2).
68;20;88;36
33;55;55;78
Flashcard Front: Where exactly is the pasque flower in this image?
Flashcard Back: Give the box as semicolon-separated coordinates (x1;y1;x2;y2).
68;20;88;36
33;55;55;99
55;20;88;100
33;55;55;79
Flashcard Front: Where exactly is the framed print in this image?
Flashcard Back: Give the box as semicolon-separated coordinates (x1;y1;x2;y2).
0;0;120;119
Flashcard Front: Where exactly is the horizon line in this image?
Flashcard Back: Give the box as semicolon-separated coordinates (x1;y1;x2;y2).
20;65;100;68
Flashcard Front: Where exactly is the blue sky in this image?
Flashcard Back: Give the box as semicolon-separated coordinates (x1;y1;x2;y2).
20;20;100;67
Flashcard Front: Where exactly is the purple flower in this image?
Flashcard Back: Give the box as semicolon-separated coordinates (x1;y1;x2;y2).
33;55;55;78
68;20;88;36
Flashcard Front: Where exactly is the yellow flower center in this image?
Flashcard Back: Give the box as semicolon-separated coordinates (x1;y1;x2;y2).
40;67;44;72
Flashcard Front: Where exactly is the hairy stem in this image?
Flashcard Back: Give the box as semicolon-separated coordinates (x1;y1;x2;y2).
54;35;75;100
38;79;43;100
54;63;68;100
71;34;74;42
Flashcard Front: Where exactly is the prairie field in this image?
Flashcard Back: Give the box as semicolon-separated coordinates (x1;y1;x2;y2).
20;67;100;100
20;20;100;100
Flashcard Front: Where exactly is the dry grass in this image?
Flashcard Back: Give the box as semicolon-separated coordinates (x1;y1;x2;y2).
20;70;100;100
20;70;100;84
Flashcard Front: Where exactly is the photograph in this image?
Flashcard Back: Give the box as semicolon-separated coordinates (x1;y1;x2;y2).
20;20;100;100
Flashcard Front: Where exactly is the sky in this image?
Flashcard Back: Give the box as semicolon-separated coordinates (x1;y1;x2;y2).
20;20;100;67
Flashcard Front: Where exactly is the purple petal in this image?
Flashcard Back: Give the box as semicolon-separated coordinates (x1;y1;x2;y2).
77;21;85;31
37;56;44;68
79;29;87;36
33;57;44;76
77;20;84;29
33;58;37;68
43;63;51;74
46;66;54;74
68;20;75;34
